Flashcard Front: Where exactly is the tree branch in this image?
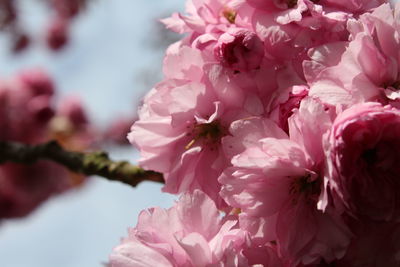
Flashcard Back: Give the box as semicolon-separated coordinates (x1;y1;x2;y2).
0;140;164;187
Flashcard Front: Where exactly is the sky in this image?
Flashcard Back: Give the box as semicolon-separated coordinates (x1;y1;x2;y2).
0;1;183;266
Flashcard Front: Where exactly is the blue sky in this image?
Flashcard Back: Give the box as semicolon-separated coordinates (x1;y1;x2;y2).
0;1;182;266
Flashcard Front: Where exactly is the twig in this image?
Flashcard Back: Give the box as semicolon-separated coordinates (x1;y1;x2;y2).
0;140;164;187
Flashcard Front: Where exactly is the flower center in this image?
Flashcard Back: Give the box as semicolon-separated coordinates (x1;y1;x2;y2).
361;141;399;173
222;8;236;24
289;173;321;204
185;120;226;150
361;148;377;166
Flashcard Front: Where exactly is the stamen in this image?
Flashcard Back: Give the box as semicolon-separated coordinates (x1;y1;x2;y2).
231;208;241;215
289;173;321;204
185;138;197;150
185;120;226;150
362;148;377;165
223;8;236;24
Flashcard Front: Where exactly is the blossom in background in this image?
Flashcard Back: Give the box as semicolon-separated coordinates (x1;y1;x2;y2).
0;69;95;220
0;0;88;52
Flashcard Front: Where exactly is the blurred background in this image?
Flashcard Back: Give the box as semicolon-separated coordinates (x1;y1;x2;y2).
0;1;183;266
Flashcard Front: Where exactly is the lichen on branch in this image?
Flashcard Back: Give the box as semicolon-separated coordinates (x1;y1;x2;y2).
0;140;164;187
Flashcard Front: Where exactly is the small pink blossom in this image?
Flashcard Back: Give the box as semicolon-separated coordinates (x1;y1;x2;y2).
214;28;264;72
46;17;69;50
19;69;54;96
129;79;231;207
0;71;56;144
57;96;89;128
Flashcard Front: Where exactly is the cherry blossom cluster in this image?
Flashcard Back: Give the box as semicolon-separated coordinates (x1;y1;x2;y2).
111;0;400;266
0;0;88;52
0;69;94;219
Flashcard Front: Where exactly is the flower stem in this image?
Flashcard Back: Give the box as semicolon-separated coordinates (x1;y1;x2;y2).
0;140;164;187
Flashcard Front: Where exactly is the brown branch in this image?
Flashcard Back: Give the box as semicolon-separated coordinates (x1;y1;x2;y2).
0;140;164;187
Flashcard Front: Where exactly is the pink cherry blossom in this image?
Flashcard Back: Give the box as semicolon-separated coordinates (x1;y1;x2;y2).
249;0;356;63
0;70;94;219
0;162;71;219
46;17;69;50
306;4;400;108
114;0;400;265
0;70;55;144
214;28;264;72
51;96;95;150
109;190;258;267
19;69;55;96
219;98;351;266
129;79;230;207
161;0;252;36
129;41;270;207
322;102;400;221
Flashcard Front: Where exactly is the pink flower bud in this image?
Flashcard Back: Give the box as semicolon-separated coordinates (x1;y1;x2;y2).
27;95;55;125
58;96;88;128
46;18;69;50
12;32;30;53
19;69;54;96
214;28;264;72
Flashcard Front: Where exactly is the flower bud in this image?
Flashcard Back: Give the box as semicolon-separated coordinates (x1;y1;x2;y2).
214;29;264;72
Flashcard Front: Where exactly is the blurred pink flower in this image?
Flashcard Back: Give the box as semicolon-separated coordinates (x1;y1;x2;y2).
0;162;71;219
0;70;94;219
46;17;69;50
